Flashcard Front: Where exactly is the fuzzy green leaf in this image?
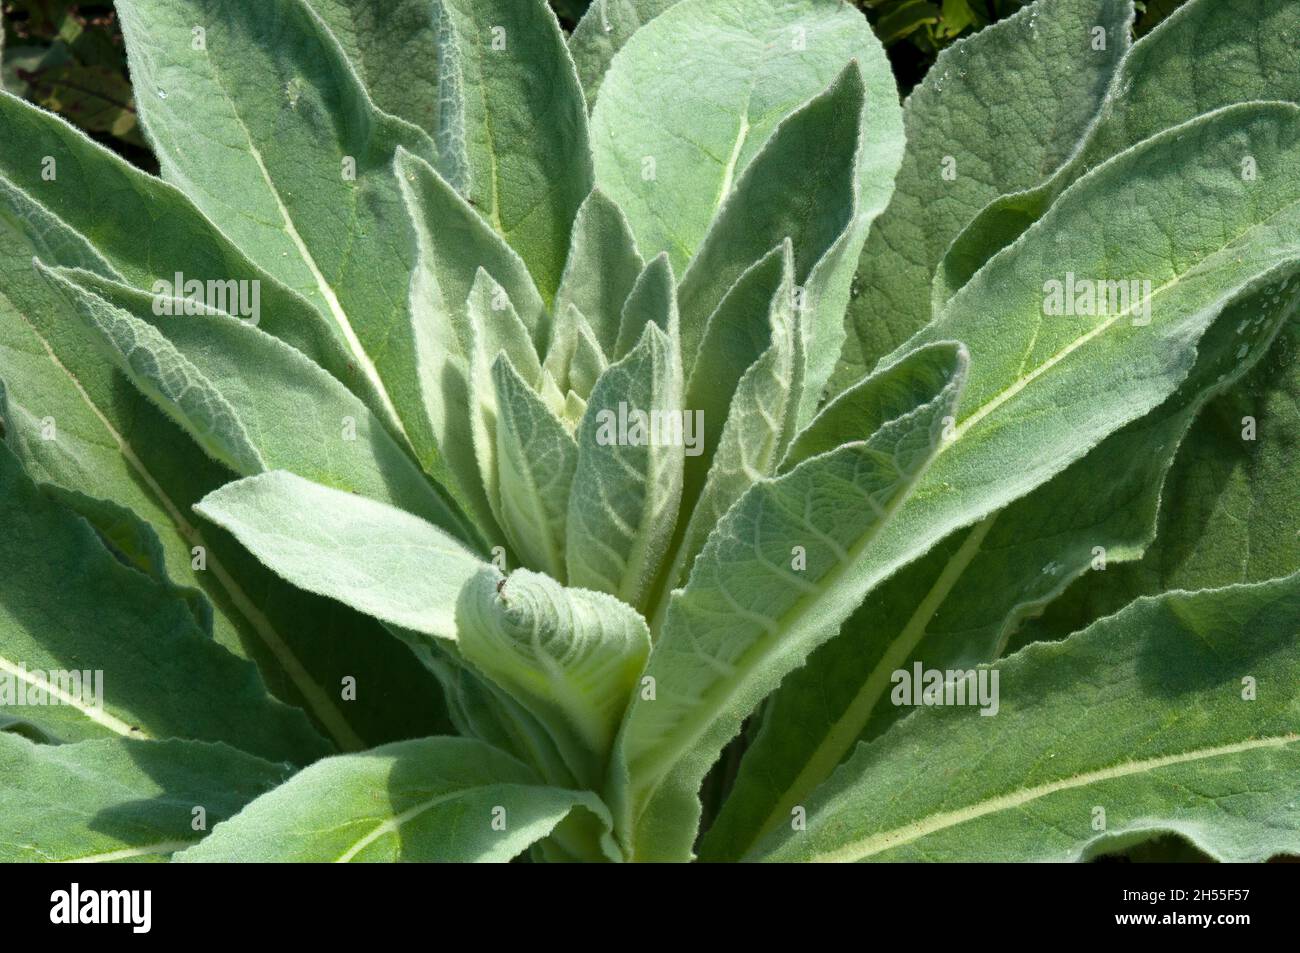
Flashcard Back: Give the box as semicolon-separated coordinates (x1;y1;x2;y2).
702;280;1298;860
756;574;1300;862
430;0;593;299
554;189;645;358
841;0;1133;384
175;737;614;862
0;734;291;863
566;322;684;610
457;568;650;789
195;471;485;641
613;102;1300;862
492;357;579;581
568;0;682;106
590;0;900;276
117;0;438;461
0;445;329;764
937;0;1300;307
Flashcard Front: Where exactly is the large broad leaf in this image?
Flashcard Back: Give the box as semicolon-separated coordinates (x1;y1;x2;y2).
755;573;1300;862
0;445;329;764
116;0;438;464
429;0;593;300
568;0;682;106
0;734;291;862
840;0;1133;385
701;280;1298;859
0;94;384;426
195;471;485;641
1021;312;1300;644
0;233;450;753
610;102;1300;861
302;0;443;137
938;0;1300;305
174;737;615;862
613;343;967;860
457;568;650;790
590;0;900;278
38;266;474;542
566;322;683;611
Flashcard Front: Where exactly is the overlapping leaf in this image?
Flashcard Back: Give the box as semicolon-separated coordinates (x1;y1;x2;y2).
756;574;1300;862
0;445;328;763
175;737;615;862
612;102;1300;861
702;278;1299;859
195;471;485;642
840;0;1133;385
0;734;291;863
937;0;1300;305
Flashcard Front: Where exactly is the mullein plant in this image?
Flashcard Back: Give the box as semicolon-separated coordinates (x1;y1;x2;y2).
0;0;1297;863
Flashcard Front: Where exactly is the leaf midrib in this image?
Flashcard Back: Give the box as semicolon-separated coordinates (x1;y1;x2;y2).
0;655;140;738
745;512;999;851
800;733;1300;862
194;50;408;442
16;312;363;752
334;788;476;862
57;839;194;863
627;195;1300;842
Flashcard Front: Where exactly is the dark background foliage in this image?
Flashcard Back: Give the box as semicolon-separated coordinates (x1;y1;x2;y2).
2;0;1189;175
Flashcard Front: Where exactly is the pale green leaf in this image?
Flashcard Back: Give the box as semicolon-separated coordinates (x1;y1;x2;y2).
457;568;650;789
616;346;968;860
783;342;966;471
702;280;1297;860
674;65;902;418
492;356;579;580
566;322;684;611
462;270;544;533
175;736;614;862
1022;312;1300;644
613;252;677;361
590;0;900;275
0;734;291;863
39;265;474;543
431;0;593;299
554;188;644;358
841;0;1133;383
937;0;1300;306
647;245;800;622
756;574;1300;862
0;94;382;425
545;303;610;402
0;235;448;753
117;0;438;462
0;445;329;764
613;102;1300;861
195;470;485;641
302;0;444;137
568;0;682;106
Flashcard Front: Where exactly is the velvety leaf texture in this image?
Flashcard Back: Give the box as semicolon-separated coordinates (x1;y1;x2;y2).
757;575;1300;862
1;0;1297;867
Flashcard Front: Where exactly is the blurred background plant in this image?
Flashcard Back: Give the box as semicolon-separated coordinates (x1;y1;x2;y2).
0;1;157;170
1;0;1190;172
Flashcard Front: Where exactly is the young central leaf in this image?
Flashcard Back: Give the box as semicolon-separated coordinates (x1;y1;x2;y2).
457;568;650;791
